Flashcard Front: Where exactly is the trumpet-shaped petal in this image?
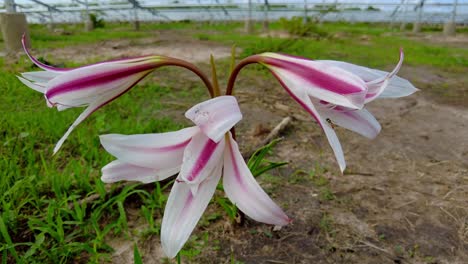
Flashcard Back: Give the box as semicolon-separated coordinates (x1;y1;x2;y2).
378;74;418;98
317;50;417;101
259;52;367;109
268;66;347;171
247;50;416;172
161;163;222;258
101;160;180;183
21;71;61;83
178;132;225;194
19;36;174;153
316;104;381;139
99;96;290;258
223;133;290;226
185;95;242;142
100;127;198;170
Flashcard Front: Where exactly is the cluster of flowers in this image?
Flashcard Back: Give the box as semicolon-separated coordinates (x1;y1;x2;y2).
18;35;416;258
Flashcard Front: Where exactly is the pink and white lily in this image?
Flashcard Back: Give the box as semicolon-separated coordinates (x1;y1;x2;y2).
99;96;290;258
238;51;417;172
17;36;212;153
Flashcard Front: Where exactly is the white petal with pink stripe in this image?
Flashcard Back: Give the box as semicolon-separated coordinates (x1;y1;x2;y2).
99;127;198;169
161;163;222;258
223;133;290;226
185;96;242;143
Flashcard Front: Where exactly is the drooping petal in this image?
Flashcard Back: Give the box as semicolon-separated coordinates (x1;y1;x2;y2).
56;104;73;111
268;66;347;171
101;160;180;183
318;50;414;102
53;99;103;154
161;164;222;258
259;52;367;109
53;66;156;153
364;50;404;102
44;62;156;107
99;127;199;169
223;133;290;226
378;75;418;98
185;96;242;142
317;106;381;139
17;76;47;93
177;132;225;194
21;71;61;83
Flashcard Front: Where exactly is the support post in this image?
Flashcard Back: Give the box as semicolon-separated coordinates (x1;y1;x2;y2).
133;3;140;30
443;0;458;36
244;0;253;34
413;0;424;33
84;0;93;31
263;0;269;32
0;14;30;54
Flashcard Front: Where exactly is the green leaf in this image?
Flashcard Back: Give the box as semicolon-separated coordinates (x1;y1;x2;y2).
0;215;20;263
134;244;143;264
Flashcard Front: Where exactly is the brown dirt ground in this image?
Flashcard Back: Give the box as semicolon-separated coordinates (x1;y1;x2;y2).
49;31;467;264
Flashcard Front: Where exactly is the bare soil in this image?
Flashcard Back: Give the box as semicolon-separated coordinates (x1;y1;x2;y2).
50;30;467;264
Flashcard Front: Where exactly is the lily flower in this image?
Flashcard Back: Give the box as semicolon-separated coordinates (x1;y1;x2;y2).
17;36;213;153
99;96;290;258
227;50;417;172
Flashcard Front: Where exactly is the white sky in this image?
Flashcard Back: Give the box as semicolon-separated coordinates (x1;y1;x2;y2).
8;0;467;5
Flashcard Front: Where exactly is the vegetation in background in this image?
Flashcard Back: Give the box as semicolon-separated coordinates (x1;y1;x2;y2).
89;13;105;29
279;17;328;38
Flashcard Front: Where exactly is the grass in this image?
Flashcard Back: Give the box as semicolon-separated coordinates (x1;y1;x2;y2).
194;21;467;71
0;20;466;262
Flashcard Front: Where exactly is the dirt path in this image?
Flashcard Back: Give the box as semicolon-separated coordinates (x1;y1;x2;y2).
49;31;467;263
45;31;234;64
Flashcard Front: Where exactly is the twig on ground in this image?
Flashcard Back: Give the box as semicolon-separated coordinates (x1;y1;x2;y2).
244;116;292;159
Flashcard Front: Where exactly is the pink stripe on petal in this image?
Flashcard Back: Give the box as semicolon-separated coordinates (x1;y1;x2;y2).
161;164;222;258
266;65;365;109
223;133;290;226
178;132;225;186
262;55;366;95
270;70;347;172
53;72;153;153
46;62;159;99
99;127;198;169
186;139;218;181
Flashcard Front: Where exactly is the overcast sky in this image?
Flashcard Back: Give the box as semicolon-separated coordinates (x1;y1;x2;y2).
8;0;467;5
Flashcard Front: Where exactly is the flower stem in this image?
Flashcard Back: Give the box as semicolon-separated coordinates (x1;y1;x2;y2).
225;55;259;96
